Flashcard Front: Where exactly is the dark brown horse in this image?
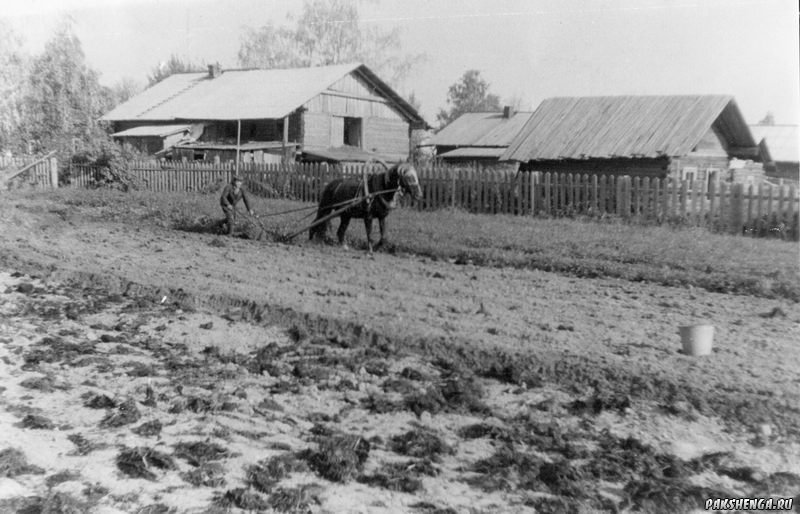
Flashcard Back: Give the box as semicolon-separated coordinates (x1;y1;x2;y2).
309;162;422;252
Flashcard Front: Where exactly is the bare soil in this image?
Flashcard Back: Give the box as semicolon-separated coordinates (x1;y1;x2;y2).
0;192;798;513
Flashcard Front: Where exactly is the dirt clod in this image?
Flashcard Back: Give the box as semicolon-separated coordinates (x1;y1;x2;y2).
305;434;370;483
116;447;176;481
131;420;163;437
268;485;317;513
0;447;45;477
83;393;117;409
100;397;141;427
17;414;56;430
45;469;82;488
214;488;270;510
389;428;453;461
247;454;309;493
66;434;101;455
358;459;438;493
173;441;231;467
181;462;227;488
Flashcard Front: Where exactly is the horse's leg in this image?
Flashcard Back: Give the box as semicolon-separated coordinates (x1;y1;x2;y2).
375;216;386;250
364;217;374;254
337;215;351;249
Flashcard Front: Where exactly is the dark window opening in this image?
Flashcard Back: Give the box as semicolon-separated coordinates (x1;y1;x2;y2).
222;122;237;139
343;117;362;147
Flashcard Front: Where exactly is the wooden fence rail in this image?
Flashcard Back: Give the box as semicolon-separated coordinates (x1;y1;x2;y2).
66;161;799;238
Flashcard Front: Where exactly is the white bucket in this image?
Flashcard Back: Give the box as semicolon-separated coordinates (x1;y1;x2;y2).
679;324;714;356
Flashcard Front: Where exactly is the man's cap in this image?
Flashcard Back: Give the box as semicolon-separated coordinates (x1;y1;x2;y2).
231;176;243;184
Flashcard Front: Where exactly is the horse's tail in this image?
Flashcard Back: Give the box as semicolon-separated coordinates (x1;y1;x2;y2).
310;180;340;240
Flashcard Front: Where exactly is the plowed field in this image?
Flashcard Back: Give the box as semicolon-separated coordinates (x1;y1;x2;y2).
0;190;798;513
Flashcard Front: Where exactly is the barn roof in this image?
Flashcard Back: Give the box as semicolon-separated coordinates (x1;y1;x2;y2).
429;111;533;148
101;63;427;127
748;124;798;163
501;95;760;162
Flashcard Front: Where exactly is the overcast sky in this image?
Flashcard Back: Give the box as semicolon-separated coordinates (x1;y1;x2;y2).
4;0;799;125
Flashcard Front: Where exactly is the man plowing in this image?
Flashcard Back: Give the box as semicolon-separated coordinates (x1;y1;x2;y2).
219;176;254;236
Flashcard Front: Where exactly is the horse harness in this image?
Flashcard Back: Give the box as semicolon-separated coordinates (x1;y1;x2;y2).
331;168;401;214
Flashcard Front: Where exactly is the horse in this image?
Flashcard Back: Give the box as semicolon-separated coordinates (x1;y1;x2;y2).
309;162;422;253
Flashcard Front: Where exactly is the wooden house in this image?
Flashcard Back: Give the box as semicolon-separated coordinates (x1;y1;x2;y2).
102;63;427;164
501;95;771;186
749;124;799;184
427;107;532;167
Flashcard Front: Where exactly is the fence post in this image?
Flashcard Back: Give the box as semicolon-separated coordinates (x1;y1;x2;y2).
690;180;700;225
679;179;688;220
777;185;786;219
450;167;456;209
766;184;774;219
529;172;537;215
730;183;744;234
49;157;58;188
719;181;730;232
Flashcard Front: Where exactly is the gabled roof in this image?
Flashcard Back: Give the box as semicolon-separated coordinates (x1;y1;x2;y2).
749;125;798;163
501;95;760;162
101;63;427;127
430;111;533;148
112;124;191;138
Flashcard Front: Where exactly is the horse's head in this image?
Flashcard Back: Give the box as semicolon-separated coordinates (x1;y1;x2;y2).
393;163;422;200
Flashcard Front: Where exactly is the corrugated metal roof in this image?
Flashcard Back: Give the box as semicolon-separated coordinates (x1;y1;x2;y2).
101;63;427;127
749;125;798;163
501;95;758;162
112;124;191;137
430;111;533;147
438;147;506;158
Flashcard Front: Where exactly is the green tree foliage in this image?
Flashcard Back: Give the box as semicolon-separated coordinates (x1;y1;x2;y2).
237;0;423;87
436;70;501;129
21;20;115;157
147;54;205;86
0;21;28;153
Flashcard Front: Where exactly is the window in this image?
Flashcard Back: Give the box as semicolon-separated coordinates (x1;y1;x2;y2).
343;117;362;147
681;166;697;183
707;167;720;189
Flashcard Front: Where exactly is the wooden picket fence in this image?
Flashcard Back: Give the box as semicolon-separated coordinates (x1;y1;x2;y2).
0;154;58;189
67;160;799;238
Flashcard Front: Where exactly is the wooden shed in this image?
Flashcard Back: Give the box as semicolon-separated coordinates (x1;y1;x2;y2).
101;63;428;164
427;107;533;167
501;95;771;186
749;124;799;184
111;124;195;155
